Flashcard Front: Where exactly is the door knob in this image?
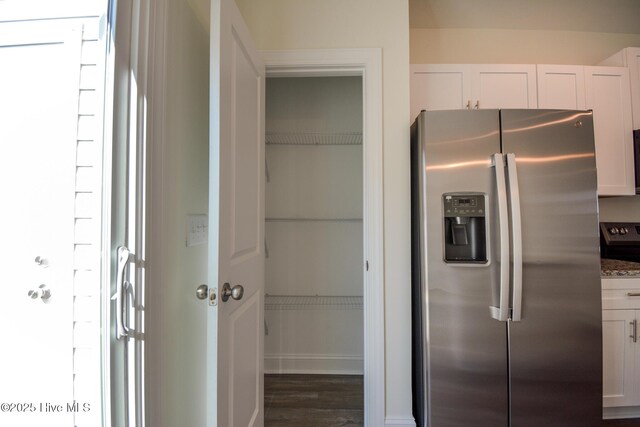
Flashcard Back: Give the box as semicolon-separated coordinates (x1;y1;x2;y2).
196;284;209;300
221;282;244;302
34;256;49;267
28;284;51;302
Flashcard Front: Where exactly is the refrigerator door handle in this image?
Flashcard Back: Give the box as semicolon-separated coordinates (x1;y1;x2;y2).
506;153;523;322
491;153;510;322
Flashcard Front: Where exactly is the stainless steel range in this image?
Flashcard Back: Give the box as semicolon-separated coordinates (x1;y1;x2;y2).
601;222;640;261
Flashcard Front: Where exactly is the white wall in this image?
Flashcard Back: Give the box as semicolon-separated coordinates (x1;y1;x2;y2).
264;76;364;375
145;0;209;426
411;28;640;65
234;0;413;423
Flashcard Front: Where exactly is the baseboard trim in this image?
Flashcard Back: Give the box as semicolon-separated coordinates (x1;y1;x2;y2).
265;353;363;375
385;417;416;427
603;406;640;419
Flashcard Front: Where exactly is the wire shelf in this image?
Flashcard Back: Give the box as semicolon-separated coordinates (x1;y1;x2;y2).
264;294;363;311
265;132;362;146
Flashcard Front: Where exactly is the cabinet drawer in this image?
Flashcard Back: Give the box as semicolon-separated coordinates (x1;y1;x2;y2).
602;289;640;309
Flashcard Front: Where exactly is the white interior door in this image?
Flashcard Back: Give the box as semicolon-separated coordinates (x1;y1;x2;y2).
209;0;265;426
0;24;80;426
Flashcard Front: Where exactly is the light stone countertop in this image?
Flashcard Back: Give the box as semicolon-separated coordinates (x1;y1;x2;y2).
601;258;640;277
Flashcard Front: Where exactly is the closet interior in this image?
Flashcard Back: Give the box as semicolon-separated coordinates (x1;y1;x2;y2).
264;76;364;377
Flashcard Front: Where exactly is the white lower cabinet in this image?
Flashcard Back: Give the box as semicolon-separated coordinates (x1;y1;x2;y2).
602;278;640;417
603;309;637;407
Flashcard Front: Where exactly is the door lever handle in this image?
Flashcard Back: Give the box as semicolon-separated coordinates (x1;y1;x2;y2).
221;282;244;302
113;246;135;339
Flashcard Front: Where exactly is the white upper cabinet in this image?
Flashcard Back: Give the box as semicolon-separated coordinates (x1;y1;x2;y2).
410;64;471;119
411;62;634;196
537;64;633;196
585;66;634;196
471;64;538;110
537;65;586;110
601;47;640;129
410;64;537;120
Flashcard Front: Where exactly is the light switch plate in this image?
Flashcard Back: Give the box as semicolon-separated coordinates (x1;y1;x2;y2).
186;214;208;247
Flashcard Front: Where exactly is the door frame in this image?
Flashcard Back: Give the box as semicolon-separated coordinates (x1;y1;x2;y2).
262;48;385;426
143;0;386;420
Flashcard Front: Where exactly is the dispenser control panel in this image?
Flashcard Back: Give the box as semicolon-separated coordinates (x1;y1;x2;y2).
442;192;488;264
444;194;485;218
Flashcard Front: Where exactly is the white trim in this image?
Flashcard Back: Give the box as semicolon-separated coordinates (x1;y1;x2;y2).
0;0;104;23
144;0;167;425
603;406;640;419
100;4;117;426
264;353;364;375
385;417;417;427
261;48;385;427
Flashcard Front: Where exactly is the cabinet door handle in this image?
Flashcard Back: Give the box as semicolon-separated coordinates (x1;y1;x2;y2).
474;100;480;109
631;319;637;343
627;292;640;297
466;100;471;110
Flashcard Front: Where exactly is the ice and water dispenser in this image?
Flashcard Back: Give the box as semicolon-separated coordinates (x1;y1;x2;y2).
443;193;487;264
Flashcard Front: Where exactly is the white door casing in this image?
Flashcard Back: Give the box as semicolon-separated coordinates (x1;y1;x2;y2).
261;49;386;426
0;23;80;426
209;0;265;426
145;8;384;426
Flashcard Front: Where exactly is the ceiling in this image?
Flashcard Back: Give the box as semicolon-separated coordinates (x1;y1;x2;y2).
409;0;640;34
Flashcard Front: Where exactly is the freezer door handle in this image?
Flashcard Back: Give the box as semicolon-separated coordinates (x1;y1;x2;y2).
490;153;510;322
506;153;523;322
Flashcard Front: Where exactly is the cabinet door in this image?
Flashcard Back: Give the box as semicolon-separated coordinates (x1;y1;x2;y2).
585;66;634;196
603;310;637;407
537;65;586;110
471;64;538;109
410;64;471;120
625;48;640;129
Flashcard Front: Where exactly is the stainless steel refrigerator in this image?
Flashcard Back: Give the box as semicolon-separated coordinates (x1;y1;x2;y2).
410;110;602;427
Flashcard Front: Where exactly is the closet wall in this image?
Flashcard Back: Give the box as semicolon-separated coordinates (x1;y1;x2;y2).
264;76;364;374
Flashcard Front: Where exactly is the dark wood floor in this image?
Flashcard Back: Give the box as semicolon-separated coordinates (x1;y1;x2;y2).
604;420;640;426
265;374;640;426
265;374;364;427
